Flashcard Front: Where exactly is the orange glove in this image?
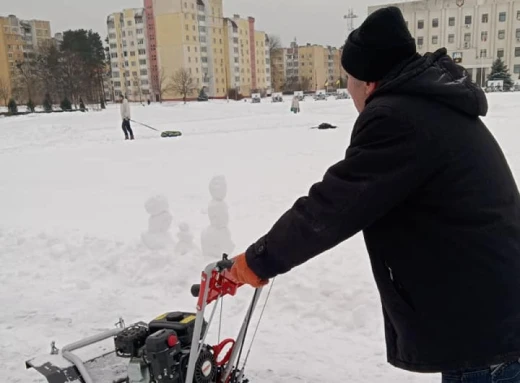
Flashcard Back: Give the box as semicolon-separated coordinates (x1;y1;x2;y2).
229;253;269;288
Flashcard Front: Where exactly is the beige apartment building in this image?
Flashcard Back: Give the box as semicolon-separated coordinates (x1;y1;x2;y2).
368;0;520;86
107;9;153;102
0;15;52;104
271;42;344;92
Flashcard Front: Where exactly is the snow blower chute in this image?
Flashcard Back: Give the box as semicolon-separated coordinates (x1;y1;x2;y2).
25;255;271;383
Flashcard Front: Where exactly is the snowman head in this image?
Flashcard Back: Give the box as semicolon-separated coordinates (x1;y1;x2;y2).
209;175;227;201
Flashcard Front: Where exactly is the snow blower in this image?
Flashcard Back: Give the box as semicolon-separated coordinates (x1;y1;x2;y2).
25;255;271;383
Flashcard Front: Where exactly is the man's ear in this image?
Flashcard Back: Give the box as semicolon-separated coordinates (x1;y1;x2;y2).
365;81;378;95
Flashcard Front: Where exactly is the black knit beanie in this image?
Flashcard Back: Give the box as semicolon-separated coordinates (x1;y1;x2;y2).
341;6;416;82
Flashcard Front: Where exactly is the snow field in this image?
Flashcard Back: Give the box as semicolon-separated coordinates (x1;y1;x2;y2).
2;93;520;382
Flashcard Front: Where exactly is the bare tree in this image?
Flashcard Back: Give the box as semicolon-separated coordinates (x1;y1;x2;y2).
267;34;282;56
158;68;173;103
171;68;197;104
300;77;311;92
0;77;9;106
132;74;143;103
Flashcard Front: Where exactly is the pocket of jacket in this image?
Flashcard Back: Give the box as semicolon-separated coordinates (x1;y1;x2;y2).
386;262;416;311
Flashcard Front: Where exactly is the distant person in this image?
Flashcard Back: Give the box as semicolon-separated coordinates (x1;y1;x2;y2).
120;95;134;140
229;6;520;383
290;95;300;114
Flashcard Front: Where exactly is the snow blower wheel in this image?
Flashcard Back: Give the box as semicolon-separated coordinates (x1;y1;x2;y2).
25;254;272;383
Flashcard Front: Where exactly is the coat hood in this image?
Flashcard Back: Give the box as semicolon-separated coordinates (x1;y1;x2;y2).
367;48;488;117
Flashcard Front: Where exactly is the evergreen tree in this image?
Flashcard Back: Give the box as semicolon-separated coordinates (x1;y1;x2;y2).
26;99;35;113
487;58;514;90
7;99;18;115
60;97;72;111
43;93;53;112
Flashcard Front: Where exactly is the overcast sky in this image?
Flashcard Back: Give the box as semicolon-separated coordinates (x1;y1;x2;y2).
3;0;399;47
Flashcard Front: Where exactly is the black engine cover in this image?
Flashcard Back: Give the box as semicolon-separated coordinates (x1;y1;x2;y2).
149;312;206;347
114;322;149;358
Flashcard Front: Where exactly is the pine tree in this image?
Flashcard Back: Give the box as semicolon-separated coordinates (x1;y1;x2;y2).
43;93;53;112
7;99;18;115
60;96;72;111
487;58;514;90
26;99;35;113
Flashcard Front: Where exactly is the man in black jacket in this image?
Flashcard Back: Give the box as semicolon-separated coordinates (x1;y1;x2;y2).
229;6;520;383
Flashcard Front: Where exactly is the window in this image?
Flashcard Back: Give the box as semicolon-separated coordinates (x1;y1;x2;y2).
449;17;455;26
139;59;146;65
127;21;132;26
480;49;487;58
516;28;520;39
517;10;520;20
499;12;506;22
498;30;505;39
464;33;471;42
417;36;424;46
138;49;146;55
516;47;520;57
432;36;438;44
418;20;424;29
514;65;520;74
497;48;504;58
140;69;147;76
482;14;488;23
432;18;439;28
448;34;455;43
465;15;472;24
481;31;488;41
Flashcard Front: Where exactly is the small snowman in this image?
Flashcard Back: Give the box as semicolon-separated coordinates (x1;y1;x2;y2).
141;195;174;250
201;176;235;259
174;222;198;255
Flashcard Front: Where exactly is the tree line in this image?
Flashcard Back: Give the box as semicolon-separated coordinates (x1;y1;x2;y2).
3;29;107;111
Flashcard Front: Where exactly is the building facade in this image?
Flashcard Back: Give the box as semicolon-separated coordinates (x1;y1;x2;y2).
270;42;343;92
144;0;160;101
107;9;153;102
0;15;52;104
368;0;520;86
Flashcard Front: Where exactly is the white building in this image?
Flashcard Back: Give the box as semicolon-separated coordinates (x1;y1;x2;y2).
107;9;152;102
368;0;520;86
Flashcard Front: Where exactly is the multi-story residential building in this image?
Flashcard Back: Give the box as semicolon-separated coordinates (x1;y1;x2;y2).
144;0;160;101
152;0;227;100
222;14;271;96
368;0;520;87
0;15;52;104
270;42;343;92
107;8;153;102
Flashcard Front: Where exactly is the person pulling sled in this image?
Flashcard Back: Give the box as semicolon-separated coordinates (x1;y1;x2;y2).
229;6;520;383
120;95;134;140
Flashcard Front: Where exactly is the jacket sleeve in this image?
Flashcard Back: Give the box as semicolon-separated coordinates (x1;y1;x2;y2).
245;106;425;280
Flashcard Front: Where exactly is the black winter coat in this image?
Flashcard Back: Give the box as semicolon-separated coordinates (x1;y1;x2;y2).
245;48;520;373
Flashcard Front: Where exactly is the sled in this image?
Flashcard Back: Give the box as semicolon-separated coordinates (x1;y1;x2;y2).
161;131;182;138
25;255;268;383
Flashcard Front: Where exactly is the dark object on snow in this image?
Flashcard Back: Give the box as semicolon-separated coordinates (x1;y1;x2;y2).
245;46;520;373
161;131;182;138
60;97;72;111
312;123;337;130
79;98;86;112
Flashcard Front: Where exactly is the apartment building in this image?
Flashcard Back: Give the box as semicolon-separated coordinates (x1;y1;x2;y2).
222;15;271;96
107;9;153;102
144;0;160;101
0;15;52;104
368;0;520;86
271;42;343;92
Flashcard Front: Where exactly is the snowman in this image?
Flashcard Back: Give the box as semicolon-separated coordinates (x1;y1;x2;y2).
141;195;174;250
201;176;235;259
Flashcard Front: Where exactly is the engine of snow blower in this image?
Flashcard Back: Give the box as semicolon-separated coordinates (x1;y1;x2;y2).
113;312;214;383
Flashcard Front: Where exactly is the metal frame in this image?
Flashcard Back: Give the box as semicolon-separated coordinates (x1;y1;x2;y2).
185;260;263;383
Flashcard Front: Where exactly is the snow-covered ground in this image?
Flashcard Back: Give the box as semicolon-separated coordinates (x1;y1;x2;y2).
1;94;519;383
